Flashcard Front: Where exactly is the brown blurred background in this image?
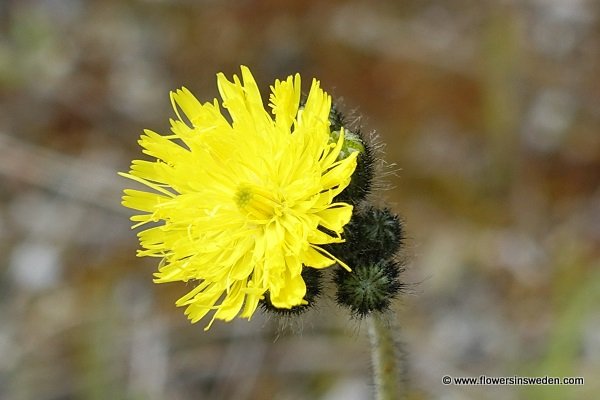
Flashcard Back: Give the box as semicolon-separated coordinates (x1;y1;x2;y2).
1;1;599;399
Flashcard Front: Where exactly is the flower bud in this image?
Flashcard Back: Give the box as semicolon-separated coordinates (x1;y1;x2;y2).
334;206;404;266
325;104;374;205
334;259;404;317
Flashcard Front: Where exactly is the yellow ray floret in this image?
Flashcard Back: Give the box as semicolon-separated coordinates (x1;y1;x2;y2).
121;66;357;329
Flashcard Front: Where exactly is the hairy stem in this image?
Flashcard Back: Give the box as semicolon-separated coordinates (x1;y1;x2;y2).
368;311;401;400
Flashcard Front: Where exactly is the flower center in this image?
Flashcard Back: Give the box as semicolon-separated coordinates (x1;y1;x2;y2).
235;185;284;220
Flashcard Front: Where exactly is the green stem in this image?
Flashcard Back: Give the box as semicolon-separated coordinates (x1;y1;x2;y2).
368;311;401;400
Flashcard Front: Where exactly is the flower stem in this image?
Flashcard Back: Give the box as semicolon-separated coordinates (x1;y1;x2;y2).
368;311;401;400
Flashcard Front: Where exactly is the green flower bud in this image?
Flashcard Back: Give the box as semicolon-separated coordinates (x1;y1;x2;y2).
332;206;404;266
327;105;374;205
334;259;403;318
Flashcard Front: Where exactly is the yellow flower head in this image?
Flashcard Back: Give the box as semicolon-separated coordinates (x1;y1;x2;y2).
121;66;358;329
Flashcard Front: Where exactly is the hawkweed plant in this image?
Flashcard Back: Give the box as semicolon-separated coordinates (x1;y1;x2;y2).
121;66;406;399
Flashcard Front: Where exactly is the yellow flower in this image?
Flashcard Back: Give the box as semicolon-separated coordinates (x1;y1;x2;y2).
120;66;358;329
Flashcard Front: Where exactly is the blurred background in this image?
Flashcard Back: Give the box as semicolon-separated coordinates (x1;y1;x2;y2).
1;0;599;399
